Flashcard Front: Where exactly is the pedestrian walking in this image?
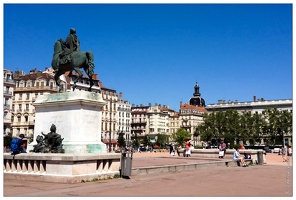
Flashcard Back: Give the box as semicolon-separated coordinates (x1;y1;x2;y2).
185;139;191;157
287;146;292;156
218;140;227;158
176;144;182;156
281;145;287;162
169;143;175;156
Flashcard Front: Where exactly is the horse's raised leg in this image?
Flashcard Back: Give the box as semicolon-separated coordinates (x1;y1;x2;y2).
88;77;94;91
72;67;83;91
85;52;95;91
54;72;63;92
84;67;94;91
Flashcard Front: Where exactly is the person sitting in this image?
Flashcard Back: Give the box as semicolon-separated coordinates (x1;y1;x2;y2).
10;134;27;155
233;147;247;167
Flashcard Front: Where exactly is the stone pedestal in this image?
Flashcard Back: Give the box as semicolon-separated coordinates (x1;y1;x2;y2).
27;90;107;153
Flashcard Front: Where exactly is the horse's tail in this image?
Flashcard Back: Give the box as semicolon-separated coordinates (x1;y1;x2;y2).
86;52;95;76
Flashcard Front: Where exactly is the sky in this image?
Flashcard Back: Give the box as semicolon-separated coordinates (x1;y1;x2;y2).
2;2;293;111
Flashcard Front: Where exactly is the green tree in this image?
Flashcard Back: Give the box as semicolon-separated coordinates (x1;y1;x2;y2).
250;112;265;144
172;128;191;147
198;123;213;143
264;107;292;145
142;135;152;147
223;110;240;145
132;133;140;149
117;131;126;148
155;134;169;148
3;133;13;147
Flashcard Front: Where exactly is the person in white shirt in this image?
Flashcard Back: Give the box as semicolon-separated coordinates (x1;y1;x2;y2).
233;148;247;167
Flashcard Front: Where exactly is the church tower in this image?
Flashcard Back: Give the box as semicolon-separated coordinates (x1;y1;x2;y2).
189;82;206;107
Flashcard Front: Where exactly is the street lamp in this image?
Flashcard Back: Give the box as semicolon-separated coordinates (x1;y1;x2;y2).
109;98;112;153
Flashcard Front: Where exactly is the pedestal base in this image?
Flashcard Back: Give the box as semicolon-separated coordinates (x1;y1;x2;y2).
63;141;107;153
28;90;106;154
4;153;120;183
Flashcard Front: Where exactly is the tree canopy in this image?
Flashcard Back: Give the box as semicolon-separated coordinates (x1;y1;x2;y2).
172;128;191;147
197;107;292;146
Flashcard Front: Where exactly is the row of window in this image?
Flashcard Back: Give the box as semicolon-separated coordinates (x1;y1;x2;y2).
15;79;54;88
149;128;169;133
12;104;30;112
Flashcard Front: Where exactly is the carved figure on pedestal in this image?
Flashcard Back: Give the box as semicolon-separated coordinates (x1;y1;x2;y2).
42;124;65;153
30;135;45;153
30;124;65;153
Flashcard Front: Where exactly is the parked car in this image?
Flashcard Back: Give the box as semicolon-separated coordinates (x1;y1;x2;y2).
139;146;147;152
273;148;280;153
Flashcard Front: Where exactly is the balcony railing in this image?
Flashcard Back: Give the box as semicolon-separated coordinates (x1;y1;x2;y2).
3;117;11;123
3;91;13;96
14;86;57;91
3;78;15;84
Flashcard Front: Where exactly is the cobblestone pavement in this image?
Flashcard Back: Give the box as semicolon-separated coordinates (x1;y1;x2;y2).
3;152;293;197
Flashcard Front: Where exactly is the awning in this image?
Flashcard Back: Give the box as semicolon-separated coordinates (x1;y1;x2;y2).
103;139;118;144
150;139;156;143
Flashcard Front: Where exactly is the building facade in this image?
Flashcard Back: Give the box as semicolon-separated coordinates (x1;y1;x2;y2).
3;69;15;135
11;68;63;138
117;92;132;146
206;96;292;114
179;82;208;145
130;83;208;146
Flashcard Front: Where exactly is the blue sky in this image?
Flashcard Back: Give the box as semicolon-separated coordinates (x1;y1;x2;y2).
3;3;292;111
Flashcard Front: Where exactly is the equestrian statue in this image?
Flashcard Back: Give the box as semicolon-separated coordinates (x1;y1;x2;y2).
51;28;95;92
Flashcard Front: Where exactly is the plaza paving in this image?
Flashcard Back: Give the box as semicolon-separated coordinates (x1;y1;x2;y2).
3;152;293;197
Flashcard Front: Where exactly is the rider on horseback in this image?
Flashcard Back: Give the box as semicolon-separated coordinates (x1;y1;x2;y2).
59;28;80;64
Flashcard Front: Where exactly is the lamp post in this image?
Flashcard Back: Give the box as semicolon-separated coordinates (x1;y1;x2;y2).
109;98;112;153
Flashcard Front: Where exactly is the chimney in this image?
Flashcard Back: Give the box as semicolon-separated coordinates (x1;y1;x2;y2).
119;92;122;99
180;101;182;107
37;70;42;77
92;74;98;80
253;95;256;102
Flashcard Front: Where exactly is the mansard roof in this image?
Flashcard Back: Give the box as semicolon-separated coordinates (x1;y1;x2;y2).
14;72;54;80
180;103;207;112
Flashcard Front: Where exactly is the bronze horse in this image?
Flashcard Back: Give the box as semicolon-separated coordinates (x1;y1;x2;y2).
51;39;95;92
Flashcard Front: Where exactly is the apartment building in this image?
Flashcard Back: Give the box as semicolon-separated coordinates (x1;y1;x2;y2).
130;83;208;145
206;96;292;114
131;104;149;138
11;68;63;138
131;103;177;144
117;92;132;146
3;69;15;135
99;84;133;151
6;67;131;151
179;82;208;145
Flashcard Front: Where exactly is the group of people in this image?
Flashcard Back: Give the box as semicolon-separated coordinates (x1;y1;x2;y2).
168;139;193;157
218;141;248;167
